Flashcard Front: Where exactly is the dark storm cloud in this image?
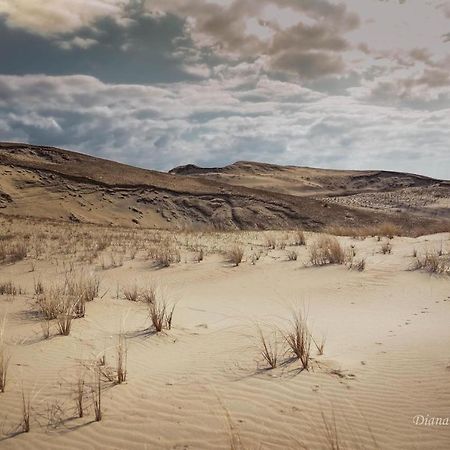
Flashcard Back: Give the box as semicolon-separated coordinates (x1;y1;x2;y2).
0;13;204;84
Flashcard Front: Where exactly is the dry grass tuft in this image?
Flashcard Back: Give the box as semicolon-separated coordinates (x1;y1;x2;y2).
286;250;298;261
21;387;31;432
282;309;312;370
123;284;141;302
0;281;23;296
147;243;181;268
257;326;279;369
412;252;449;274
292;230;306;246
226;245;244;267
75;369;85;418
92;369;102;422
349;257;366;272
149;297;176;332
309;236;345;266
380;241;392;254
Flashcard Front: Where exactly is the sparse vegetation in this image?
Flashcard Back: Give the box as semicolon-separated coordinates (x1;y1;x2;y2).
309;236;345;266
21;387;31;432
257;326;279;369
412;252;449;274
292;230;306;246
226;245;244;266
380;241;392;254
0;280;23;296
282;309;312;371
149;297;176;332
286;249;298;261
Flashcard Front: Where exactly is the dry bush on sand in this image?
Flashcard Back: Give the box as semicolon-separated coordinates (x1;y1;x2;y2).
348;257;366;272
123;284;141;302
0;241;28;264
309;236;345;266
147;242;180;268
286;250;298;261
412;252;449;274
226;245;244;266
282;309;312;370
0;281;23;296
292;230;306;246
149;297;176;332
380;242;392;255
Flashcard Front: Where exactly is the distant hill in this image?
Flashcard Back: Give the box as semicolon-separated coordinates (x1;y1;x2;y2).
0;142;448;231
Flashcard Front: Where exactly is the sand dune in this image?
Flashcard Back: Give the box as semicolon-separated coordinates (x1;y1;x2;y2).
0;217;449;449
1;143;448;232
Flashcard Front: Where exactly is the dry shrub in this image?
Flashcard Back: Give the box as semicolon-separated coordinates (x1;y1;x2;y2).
380;242;392;254
0;281;23;296
309;236;345;266
257;327;279;369
226;245;244;266
348;258;366;272
141;286;157;304
149;297;176;332
376;223;400;239
282;309;312;370
0;241;28;264
147;242;180;268
56;297;75;336
292;230;306;246
286;250;298;261
123;284;141;302
265;234;277;249
412;252;449;274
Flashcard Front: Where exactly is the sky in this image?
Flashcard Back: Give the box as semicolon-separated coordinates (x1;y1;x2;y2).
0;0;449;178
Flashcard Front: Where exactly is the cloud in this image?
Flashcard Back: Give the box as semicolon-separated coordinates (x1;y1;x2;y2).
0;0;124;35
0;73;449;179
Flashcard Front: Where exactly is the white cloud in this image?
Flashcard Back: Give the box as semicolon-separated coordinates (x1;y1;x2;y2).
0;73;449;179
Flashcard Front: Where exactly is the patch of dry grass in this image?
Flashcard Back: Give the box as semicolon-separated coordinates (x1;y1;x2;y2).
282;309;312;371
309;236;345;266
226;245;244;267
412;251;449;274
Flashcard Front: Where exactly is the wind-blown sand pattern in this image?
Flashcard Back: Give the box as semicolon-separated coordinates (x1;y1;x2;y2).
0;219;449;449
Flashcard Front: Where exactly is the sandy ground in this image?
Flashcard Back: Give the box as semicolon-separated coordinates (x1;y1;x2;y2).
0;224;449;449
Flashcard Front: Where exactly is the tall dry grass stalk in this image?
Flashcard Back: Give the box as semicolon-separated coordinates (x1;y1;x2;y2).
116;333;127;384
75;369;85;418
0;316;10;393
21;387;31;432
92;368;102;421
257;326;279;369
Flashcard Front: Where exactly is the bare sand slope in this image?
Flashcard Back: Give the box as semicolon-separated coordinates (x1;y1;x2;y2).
0;224;449;449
